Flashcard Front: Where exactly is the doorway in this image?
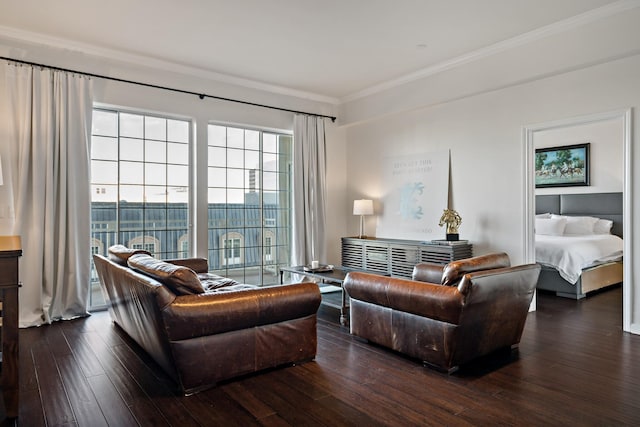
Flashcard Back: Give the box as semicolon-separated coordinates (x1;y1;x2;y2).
522;109;632;331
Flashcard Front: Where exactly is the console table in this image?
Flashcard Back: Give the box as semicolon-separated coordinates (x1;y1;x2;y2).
0;236;21;419
341;237;472;279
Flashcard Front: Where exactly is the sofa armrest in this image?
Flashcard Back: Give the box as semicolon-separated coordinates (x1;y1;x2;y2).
164;258;209;273
412;263;444;283
343;272;464;325
160;282;321;341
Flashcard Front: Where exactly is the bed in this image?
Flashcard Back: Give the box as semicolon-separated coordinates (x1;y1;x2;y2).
535;192;623;299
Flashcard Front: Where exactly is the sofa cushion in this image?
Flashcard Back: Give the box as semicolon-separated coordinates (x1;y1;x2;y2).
441;252;511;287
128;253;205;295
108;244;152;266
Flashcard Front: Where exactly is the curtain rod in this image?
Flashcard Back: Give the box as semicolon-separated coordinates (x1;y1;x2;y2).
1;56;337;122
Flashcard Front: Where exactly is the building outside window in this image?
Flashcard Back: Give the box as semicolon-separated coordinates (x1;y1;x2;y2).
222;232;243;265
90;108;190;310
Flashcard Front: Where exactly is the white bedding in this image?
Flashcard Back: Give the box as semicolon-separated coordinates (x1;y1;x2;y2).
535;234;623;284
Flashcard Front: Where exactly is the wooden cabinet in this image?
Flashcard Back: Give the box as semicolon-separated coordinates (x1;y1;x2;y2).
341;237;472;279
0;236;21;419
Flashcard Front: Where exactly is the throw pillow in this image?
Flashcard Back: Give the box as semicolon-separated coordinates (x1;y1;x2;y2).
128;253;205;295
197;272;240;290
108;244;152;266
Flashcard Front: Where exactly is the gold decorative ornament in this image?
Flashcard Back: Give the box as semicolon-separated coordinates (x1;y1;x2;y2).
439;209;462;240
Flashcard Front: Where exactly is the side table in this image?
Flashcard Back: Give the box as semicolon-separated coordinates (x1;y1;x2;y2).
280;265;381;327
280;265;382;326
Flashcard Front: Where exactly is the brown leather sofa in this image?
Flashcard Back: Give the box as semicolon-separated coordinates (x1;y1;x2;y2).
93;245;321;394
343;253;541;373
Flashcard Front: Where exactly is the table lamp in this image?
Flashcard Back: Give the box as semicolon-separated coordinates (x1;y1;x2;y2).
353;199;373;238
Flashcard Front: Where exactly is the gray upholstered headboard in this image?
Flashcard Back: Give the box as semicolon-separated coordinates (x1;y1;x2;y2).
536;192;623;238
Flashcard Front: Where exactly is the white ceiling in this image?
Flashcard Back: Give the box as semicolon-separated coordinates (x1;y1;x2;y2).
0;0;622;102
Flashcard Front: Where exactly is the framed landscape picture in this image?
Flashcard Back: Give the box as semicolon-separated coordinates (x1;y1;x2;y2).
535;143;590;188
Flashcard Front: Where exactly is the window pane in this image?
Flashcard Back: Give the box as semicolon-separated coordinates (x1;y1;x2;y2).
168;187;188;203
167;165;188;186
145;163;166;186
245;130;259;150
168;119;189;143
227;189;244;203
145;186;167;203
263;172;278;191
227;148;243;168
208;125;226;146
208;146;226;167
145;140;166;163
92;136;118;160
208;188;226;203
227;127;243;148
145;116;166;141
92;110;118;137
168;143;188;165
120;138;143;161
245;150;260;169
120;161;144;184
264;133;277;152
208;167;226;187
262;153;277;171
91;184;117;202
120;185;144;203
120;113;143;138
227;169;244;188
91;160;118;185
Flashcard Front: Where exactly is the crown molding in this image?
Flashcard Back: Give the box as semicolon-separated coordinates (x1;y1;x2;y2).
0;24;341;106
341;0;640;103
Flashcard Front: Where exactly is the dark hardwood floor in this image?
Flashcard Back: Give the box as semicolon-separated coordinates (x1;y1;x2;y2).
2;286;639;426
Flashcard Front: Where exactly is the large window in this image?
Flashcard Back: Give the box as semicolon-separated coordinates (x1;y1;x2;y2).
90;109;190;309
208;124;292;285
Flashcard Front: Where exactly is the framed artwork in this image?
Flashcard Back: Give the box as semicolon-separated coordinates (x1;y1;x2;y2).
535;143;590;188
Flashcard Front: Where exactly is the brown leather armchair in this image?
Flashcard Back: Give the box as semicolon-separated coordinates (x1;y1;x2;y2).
343;253;541;373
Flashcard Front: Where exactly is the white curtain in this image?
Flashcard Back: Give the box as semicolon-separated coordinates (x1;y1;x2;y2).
292;114;327;266
4;63;93;327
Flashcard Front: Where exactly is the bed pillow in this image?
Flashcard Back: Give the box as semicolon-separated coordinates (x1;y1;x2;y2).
593;218;614;234
535;213;551;219
551;215;598;235
535;217;567;236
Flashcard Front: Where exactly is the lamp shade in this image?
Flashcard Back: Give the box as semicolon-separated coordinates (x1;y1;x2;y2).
353;199;373;216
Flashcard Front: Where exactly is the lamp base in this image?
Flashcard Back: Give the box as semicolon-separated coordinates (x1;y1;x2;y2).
446;233;459;241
